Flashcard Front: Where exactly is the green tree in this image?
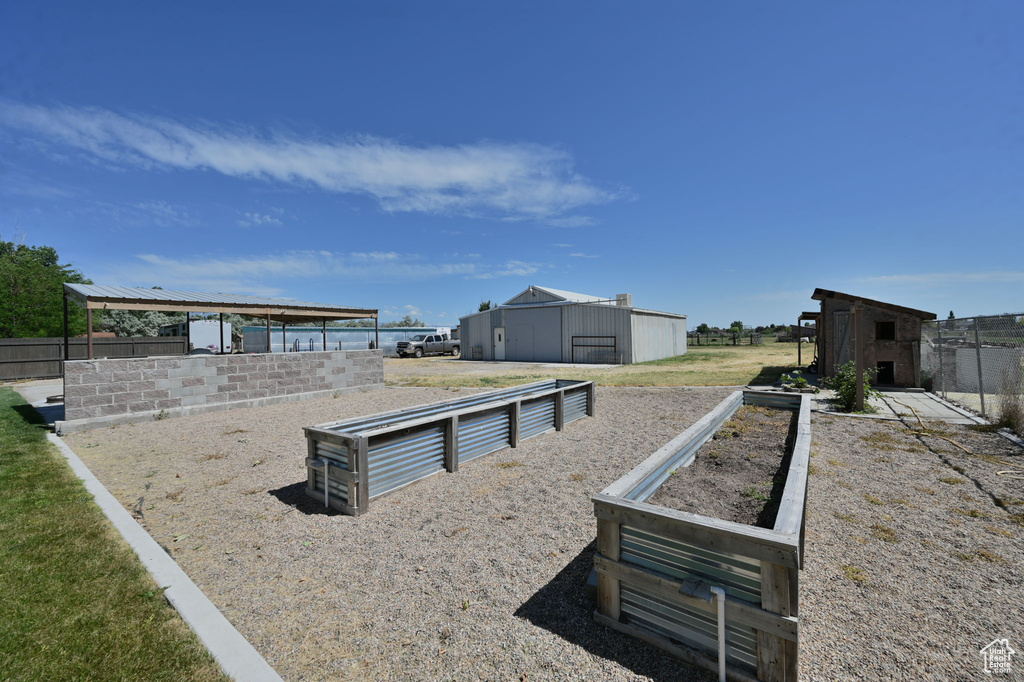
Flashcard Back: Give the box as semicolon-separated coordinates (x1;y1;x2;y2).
729;320;744;333
381;314;425;328
0;240;91;337
695;323;711;334
948;310;955;320
100;310;184;337
478;300;492;312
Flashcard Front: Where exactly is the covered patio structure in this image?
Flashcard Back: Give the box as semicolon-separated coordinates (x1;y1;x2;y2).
62;284;378;362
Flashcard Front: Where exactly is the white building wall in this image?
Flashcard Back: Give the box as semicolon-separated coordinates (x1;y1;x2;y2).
630;312;687;363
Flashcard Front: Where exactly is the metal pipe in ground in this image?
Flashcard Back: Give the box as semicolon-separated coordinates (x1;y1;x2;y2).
974;317;987;416
710;586;726;682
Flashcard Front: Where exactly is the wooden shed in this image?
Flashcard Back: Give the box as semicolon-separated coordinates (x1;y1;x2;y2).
811;289;937;388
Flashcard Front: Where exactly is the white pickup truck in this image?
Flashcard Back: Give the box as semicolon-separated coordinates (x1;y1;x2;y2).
395;333;460;358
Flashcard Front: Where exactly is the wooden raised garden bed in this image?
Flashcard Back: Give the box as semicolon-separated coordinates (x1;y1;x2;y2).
593;390;810;682
304;379;595;516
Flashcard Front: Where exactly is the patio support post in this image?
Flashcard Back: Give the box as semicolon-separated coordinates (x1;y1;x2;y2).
853;303;864;412
322;319;327;352
87;309;94;360
219;313;225;354
375;317;379;352
973;317;986;417
266;314;271;353
62;293;70;373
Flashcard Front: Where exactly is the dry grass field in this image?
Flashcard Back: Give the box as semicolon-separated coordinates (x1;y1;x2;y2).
385;338;812;388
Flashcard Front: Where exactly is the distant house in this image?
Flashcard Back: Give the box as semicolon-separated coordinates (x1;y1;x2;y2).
809;288;936;387
458;285;687;364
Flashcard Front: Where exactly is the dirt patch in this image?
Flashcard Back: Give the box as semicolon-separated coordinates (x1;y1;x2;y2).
646;404;795;527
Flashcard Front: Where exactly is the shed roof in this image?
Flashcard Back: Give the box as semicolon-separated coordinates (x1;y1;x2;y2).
502;285;611;306
811;288;936;320
64;284;377;323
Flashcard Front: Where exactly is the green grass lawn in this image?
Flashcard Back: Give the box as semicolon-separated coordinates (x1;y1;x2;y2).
385;338;813;388
0;388;228;682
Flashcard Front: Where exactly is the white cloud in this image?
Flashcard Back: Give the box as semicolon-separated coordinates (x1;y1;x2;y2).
102;250;545;292
0;101;619;221
237;212;282;227
552;243;573;248
861;272;1024;285
569;252;599;259
404;305;423;316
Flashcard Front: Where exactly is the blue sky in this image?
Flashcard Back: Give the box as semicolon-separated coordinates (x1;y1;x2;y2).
1;2;1022;328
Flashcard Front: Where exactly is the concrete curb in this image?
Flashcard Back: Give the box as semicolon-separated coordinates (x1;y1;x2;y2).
46;432;283;682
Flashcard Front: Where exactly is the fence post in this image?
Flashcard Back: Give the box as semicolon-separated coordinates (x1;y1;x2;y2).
973;317;986;417
444;415;459;473
936;323;945;398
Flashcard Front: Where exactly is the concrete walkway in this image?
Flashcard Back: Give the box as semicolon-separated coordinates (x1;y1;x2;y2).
814;388;985;425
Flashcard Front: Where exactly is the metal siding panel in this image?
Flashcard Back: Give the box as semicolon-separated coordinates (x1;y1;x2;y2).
563;388;588;423
457;408;511;463
367;424;446;497
311;469;349;504
631;313;687;364
620;584;759;670
563;304;631;364
520;396;556;439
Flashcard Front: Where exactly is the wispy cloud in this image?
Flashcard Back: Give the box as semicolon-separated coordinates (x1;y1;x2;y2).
103;250;546;293
569;252;599;259
862;272;1024;285
472;260;544;279
552;243;573;248
237;212;282;227
0;101;619;221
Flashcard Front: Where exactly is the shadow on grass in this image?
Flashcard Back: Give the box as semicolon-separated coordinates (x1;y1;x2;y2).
514;542;716;682
748;365;796;386
10;402;56;432
268;481;345;517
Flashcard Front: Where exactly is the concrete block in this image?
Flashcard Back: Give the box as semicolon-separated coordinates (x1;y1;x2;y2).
82;394;114;407
152;358;179;370
155;398;182;410
97;382;130;395
267;370;284;380
181;376;205;388
142;390;170;401
181;395;207;407
169;366;200;378
193;385;218;396
169;386;196;398
128;400;156;412
81;372;112;385
99;359;129;373
127;380;157;392
65;384;98;398
112;370;143;382
218;383;240;394
99;403;128;417
250;371;268;381
64;396;82;409
142;368;170;380
228;374;247;383
63;372;83;386
69;406;100;420
206;374;229;385
205;392;229;404
155;378;178;391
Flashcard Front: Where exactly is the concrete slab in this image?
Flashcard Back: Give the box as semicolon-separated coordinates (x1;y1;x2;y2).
814;389;985;425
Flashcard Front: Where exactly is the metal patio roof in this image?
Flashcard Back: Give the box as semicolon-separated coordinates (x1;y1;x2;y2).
64;283;377;323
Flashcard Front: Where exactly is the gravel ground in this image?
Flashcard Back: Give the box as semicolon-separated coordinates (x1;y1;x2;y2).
62;387;1024;681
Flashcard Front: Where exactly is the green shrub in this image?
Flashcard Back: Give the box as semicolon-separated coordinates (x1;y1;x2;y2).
822;361;881;412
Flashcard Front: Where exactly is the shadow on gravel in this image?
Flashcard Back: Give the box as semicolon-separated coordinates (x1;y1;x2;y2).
268;481;344;516
514;542;716;682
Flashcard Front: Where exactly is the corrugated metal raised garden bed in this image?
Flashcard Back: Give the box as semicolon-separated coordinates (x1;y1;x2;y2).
304;379;595;516
593;390;810;682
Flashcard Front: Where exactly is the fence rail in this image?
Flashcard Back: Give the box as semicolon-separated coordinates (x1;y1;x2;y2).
921;314;1023;432
0;337;188;381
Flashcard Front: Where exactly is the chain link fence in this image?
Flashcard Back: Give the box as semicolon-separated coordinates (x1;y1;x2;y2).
921;314;1024;434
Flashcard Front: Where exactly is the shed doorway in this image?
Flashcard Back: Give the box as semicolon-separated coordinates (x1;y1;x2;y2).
494;327;506;361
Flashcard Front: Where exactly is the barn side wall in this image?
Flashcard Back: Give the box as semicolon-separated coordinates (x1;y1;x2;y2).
630;312;688;363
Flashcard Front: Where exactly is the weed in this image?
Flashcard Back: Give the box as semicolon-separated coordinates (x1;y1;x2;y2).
223;428;248;435
956;549;1007;563
827;459;847;467
165;488;185;501
823;361;882;412
154;409;168;421
569;473;586;482
841;565;868;584
250;458;264;467
808;463;820;475
199;452;228;462
994;497;1024;507
864;494;884;506
869;523;899;542
913;486;936;495
213;478;232;487
496;460;524;469
833;512;858;523
985;526;1014;537
939;477;965;485
836;480;853;489
952;508;988;519
242;487;264;495
742;486;768;501
873;456;893;463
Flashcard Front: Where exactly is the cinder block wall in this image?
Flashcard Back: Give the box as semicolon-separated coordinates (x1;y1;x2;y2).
63;350;383;422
